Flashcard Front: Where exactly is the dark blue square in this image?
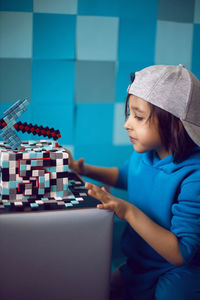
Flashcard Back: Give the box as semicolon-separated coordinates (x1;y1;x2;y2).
0;0;33;11
32;60;75;105
118;18;157;63
78;0;120;17
33;13;76;59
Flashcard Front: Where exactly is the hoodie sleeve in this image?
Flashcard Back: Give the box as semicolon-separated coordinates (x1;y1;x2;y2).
170;176;200;264
115;159;129;190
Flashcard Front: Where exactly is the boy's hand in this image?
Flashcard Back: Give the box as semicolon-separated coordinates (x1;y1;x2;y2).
64;148;86;175
85;182;131;220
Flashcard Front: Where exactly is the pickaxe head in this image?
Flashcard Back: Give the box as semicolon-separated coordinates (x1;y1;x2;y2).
0;99;30;150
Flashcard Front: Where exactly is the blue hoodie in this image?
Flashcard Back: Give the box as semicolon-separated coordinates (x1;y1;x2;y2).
116;148;200;273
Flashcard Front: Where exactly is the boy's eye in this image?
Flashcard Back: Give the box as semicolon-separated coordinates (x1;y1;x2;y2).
134;115;144;121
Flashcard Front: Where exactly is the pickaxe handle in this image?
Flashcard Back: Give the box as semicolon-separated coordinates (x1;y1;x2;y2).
0;119;61;140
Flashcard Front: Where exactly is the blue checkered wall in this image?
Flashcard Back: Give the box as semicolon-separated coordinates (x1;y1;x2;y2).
0;0;200;186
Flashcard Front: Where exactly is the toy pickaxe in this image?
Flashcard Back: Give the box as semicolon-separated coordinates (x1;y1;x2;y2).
0;99;61;150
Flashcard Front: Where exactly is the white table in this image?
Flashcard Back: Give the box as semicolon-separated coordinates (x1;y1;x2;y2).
0;208;113;300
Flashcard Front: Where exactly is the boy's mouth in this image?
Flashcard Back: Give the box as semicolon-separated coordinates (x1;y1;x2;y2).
129;136;137;142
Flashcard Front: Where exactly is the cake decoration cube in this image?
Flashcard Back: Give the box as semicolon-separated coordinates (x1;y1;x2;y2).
0;140;69;202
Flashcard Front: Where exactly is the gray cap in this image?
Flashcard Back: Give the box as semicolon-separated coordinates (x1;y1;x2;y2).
128;64;200;146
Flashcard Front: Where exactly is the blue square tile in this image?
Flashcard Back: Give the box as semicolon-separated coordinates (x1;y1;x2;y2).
74;103;114;145
76;16;119;61
118;17;157;62
75;61;116;103
0;59;32;102
32;60;75;105
0;103;11;115
158;0;195;22
33;13;76;59
74;144;132;168
0;12;32;58
34;0;77;14
78;0;120;17
194;0;200;23
192;24;200;79
119;0;158;18
0;0;33;12
31;103;74;145
113;103;129;145
155;20;193;69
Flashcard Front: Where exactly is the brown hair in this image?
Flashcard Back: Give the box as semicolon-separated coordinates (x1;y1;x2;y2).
125;94;196;163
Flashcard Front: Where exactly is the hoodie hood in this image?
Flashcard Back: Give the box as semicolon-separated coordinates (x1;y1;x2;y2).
142;147;200;174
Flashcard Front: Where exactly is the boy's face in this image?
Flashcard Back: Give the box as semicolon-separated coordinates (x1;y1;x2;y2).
124;95;170;159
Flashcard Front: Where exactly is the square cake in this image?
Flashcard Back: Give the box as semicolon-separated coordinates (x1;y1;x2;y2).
0;140;69;202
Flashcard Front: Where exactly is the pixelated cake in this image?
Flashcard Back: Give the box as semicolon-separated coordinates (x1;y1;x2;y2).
0;140;69;202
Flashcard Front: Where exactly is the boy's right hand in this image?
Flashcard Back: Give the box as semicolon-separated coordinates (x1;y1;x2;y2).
64;148;86;175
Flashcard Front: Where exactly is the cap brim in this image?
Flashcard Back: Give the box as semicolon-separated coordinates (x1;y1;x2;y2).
182;120;200;146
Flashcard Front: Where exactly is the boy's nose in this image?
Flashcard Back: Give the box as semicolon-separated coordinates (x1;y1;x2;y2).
124;119;129;130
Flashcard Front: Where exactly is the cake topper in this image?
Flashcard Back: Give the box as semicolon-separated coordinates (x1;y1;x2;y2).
0;99;61;150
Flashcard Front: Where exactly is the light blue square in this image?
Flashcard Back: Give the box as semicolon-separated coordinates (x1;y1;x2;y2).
0;12;32;58
3;201;11;206
113;103;129;145
155;20;193;69
78;0;120;17
63;165;68;172
74;104;114;145
67;195;75;199
65;203;73;207
31;160;38;166
33;13;76;59
194;0;200;23
192;24;200;79
31;102;74;145
34;0;77;14
76;16;119;61
45;180;50;188
63;184;68;190
32;60;75;106
71;200;79;204
2;161;9;168
57;191;64;197
39;176;44;183
30;152;37;159
2;188;9;195
51;185;57;192
118;17;156;62
20;165;26;171
9;181;17;188
0;0;33;11
30;203;39;208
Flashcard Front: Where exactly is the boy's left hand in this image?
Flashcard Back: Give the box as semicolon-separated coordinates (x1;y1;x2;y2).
85;182;130;220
